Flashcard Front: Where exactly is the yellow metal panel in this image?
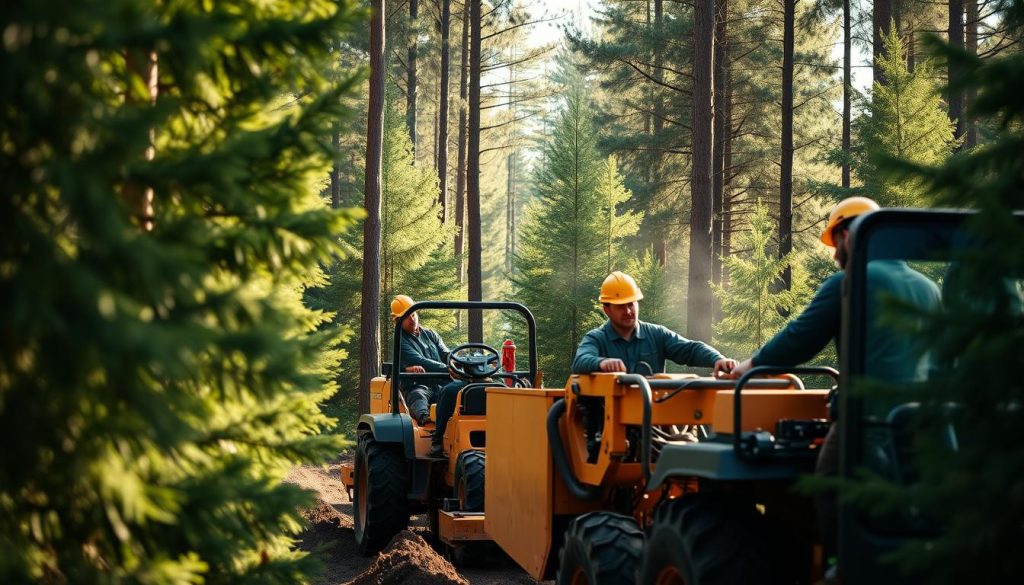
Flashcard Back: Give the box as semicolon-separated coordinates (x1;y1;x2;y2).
369;377;391;415
713;389;830;434
485;388;563;581
438;511;489;543
339;462;354;488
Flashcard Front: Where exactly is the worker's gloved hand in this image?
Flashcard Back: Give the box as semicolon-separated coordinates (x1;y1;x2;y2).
713;358;739;379
599;358;627;372
405;365;426;373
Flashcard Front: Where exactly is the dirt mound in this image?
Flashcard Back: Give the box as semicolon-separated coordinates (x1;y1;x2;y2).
297;500;347;555
344;531;468;585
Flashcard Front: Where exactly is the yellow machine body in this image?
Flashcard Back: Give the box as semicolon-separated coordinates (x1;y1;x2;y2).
484;373;829;580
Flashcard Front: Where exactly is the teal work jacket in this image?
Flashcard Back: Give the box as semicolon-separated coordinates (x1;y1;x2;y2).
572;320;725;374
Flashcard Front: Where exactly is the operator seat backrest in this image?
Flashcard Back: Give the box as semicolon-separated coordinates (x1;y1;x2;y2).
459;382;506;416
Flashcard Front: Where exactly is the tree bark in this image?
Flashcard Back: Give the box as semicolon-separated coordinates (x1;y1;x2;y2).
688;0;715;342
722;69;733;295
506;151;516;273
780;0;795;291
964;0;977;148
712;0;727;293
360;0;386;415
122;49;158;231
842;0;851;188
330;123;342;208
652;0;667;266
407;0;418;155
873;0;893;84
455;0;469;286
437;0;451;219
948;0;965;145
467;0;483;342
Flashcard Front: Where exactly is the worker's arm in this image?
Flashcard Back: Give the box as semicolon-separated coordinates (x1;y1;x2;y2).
660;325;726;368
571;331;605;374
400;335;448;373
753;272;843;366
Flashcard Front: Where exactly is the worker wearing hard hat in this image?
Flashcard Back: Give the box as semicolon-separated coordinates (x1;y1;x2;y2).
572;271;737;377
391;295;450;426
727;196;940;575
729;196;939;379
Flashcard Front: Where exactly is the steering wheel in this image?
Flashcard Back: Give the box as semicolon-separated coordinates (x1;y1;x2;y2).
447;343;501;380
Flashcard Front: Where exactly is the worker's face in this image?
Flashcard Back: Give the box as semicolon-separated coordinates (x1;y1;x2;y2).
832;227;850;269
400;311;419;335
603;301;639;331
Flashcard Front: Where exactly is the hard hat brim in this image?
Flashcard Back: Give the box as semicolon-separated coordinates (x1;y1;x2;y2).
599;292;644;304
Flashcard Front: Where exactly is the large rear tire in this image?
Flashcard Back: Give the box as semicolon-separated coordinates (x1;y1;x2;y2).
455;449;485;512
556;511;644;585
638;493;788;585
353;433;410;555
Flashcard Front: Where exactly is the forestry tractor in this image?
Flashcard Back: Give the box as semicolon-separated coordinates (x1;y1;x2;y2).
340;300;539;558
343;209;1016;584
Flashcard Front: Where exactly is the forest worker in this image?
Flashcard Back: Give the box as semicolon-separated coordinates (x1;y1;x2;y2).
571;271;738;377
727;196;940;572
392;295;450;427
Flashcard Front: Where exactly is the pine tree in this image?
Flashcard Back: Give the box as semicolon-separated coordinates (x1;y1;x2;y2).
855;29;959;207
712;201;810;355
512;83;640;383
0;0;362;582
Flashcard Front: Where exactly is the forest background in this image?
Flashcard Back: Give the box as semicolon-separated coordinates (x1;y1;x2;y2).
311;0;1016;426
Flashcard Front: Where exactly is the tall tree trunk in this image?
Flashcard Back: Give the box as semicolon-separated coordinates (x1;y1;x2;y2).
467;0;483;342
964;0;978;148
842;0;851;188
330;123;342;208
360;0;386;415
437;0;451;220
722;70;733;295
874;0;893;84
949;0;965;145
407;0;418;154
455;0;469;286
506;151;516;273
505;49;517;274
712;0;727;294
122;50;158;231
652;0;667;266
688;0;714;342
780;0;795;291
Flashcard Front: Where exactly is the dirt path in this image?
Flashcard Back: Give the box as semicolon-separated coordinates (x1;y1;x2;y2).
287;454;547;585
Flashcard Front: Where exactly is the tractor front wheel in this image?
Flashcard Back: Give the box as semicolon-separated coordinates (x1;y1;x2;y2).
556;511;644;585
353;433;410;555
638;493;788;585
455;450;485;512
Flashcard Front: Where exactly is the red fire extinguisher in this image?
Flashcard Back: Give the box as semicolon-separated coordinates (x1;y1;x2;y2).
501;339;516;386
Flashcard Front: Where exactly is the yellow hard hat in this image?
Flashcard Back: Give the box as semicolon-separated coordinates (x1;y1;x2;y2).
391;295;415;320
599;271;644;304
820;196;880;247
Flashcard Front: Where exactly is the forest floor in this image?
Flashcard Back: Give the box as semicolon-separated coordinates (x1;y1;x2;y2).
286;452;547;585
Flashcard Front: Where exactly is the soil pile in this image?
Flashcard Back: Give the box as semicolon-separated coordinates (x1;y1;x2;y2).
344;531;468;585
297;500;346;552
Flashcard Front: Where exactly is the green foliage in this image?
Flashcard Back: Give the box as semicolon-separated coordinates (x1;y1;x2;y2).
831;18;1024;581
712;201;811;355
512;81;641;383
855;29;959;207
0;0;364;582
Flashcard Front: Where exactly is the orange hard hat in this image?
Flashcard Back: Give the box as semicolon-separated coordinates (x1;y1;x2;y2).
599;271;644;304
390;295;415;320
820;196;880;247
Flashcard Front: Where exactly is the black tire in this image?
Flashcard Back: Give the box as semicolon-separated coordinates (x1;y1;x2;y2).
455;449;485;512
353;433;410;555
638;493;789;585
556;511;644;585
